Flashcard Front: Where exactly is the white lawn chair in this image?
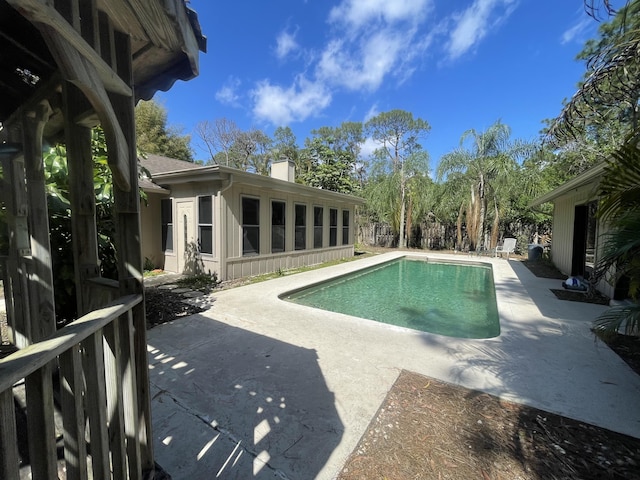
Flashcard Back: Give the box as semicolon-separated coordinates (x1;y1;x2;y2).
494;237;516;259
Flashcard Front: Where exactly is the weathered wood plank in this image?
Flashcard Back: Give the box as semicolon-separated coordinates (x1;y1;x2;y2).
6;0;132;97
23;101;56;342
59;345;88;480
63;82;101;316
97;10;115;70
78;0;98;50
81;330;110;479
103;319;127;479
121;310;142;478
39;24;132;191
25;365;57;479
0;389;20;479
0;294;142;392
110;27;154;472
1;126;32;347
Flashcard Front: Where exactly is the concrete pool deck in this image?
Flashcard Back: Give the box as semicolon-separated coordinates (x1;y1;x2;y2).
147;252;640;479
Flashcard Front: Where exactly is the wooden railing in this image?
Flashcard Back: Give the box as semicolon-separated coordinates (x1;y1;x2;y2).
0;294;145;479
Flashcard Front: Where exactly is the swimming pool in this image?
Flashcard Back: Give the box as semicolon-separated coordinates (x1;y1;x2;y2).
283;257;500;339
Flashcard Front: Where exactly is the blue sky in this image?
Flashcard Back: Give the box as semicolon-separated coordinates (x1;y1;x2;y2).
156;0;605;170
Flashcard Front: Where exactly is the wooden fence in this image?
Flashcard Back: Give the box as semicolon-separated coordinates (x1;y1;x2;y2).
358;221;458;250
0;294;145;479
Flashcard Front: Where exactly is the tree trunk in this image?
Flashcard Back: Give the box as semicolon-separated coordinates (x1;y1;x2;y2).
476;174;486;249
406;195;413;248
399;185;406;248
456;203;464;249
490;200;500;248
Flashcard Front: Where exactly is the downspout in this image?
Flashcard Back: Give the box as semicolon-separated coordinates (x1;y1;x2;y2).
217;174;234;281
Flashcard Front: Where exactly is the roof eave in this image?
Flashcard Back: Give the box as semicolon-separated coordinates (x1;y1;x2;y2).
529;162;606;207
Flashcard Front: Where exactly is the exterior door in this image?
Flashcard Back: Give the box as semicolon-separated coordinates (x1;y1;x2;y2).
177;202;195;274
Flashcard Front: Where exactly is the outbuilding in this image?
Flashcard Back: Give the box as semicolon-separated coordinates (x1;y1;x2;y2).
139;155;365;281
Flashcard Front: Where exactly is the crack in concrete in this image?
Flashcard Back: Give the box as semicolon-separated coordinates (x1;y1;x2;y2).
151;384;290;479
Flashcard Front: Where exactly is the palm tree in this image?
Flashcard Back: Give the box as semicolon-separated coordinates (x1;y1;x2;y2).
592;141;640;335
436;121;529;251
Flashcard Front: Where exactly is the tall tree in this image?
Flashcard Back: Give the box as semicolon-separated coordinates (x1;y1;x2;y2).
298;136;358;194
271;126;299;166
437;121;530;250
195;117;240;165
135;99;193;161
365;110;431;248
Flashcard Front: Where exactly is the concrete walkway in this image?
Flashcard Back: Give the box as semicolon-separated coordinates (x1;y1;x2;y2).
147;252;640;480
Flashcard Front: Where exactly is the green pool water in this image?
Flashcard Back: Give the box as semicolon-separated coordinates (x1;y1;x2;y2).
284;258;500;339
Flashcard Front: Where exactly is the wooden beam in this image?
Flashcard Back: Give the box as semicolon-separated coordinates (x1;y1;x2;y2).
81;329;110;479
0;390;20;479
7;0;132;97
110;27;155;473
25;365;58;479
23;100;56;342
0;294;142;392
39;24;132;191
1;132;33;347
59;346;89;480
63;82;100;315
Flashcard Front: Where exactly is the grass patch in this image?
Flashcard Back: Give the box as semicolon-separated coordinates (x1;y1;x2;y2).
143;268;165;278
240;251;378;286
175;272;219;293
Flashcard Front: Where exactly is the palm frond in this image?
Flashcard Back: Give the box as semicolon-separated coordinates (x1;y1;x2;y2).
593;303;640;336
598;142;640;219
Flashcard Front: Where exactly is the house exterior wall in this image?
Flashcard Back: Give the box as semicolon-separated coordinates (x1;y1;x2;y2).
141;191;165;269
549;182;614;298
140;175;360;281
220;182;356;281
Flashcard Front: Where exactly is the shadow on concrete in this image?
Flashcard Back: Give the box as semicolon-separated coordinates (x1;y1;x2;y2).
416;260;640;439
147;314;343;479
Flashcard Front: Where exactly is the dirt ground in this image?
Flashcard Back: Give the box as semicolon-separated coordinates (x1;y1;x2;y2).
338;370;640;480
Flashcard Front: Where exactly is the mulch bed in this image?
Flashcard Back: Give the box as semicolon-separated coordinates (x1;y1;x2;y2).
550;288;611;305
144;287;207;328
338;371;640;480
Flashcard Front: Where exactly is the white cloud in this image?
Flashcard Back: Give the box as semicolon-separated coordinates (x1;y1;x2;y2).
215;76;241;106
363;103;379;123
329;0;432;29
275;29;299;59
251;75;332;125
250;0;437;125
561;17;592;45
317;30;405;91
360;137;378;158
445;0;517;61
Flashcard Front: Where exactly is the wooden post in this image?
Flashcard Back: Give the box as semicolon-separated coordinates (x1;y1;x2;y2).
0;389;20;479
63;82;100;316
110;29;155;474
1;126;32;348
23;101;56;341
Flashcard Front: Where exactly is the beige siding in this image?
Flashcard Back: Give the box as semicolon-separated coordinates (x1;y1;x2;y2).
550;182;614;298
140;192;164;269
225;246;355;281
221;183;357;280
141;179;359;281
550;182;597;275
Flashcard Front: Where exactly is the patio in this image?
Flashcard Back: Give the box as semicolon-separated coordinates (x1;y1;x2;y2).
147;252;640;479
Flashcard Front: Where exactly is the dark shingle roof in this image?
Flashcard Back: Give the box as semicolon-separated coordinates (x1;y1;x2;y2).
139;154;203;175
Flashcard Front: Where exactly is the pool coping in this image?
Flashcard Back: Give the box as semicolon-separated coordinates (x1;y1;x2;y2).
147;251;640;479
